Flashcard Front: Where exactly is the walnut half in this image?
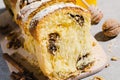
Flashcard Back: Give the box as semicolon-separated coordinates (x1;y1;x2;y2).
102;19;120;37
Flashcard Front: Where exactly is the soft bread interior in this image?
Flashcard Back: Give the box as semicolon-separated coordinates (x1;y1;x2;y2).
30;8;94;80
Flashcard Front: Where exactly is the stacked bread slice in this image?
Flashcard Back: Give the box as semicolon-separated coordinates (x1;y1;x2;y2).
4;0;95;80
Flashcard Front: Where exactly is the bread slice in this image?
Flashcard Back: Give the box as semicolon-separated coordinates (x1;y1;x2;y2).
3;0;100;80
28;3;94;80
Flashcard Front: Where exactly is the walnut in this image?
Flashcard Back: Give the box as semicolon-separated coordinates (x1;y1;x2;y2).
81;0;103;24
102;19;120;37
89;5;103;24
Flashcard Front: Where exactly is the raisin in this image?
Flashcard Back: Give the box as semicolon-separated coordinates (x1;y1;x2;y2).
82;53;90;59
76;14;80;17
19;0;24;8
76;53;90;63
48;32;60;55
78;15;84;26
7;41;13;49
76;53;91;70
19;0;29;9
48;43;57;55
49;33;60;40
13;39;22;49
69;13;75;18
76;62;94;71
16;14;22;20
7;38;22;49
30;20;39;28
76;55;82;62
69;14;84;26
49;39;56;44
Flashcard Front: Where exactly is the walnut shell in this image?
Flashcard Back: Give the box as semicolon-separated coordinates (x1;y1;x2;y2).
89;5;103;24
102;19;120;37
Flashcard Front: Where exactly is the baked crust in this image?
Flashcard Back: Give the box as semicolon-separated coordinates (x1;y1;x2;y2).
30;7;89;41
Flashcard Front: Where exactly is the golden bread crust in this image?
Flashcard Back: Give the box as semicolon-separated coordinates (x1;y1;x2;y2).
30;7;90;41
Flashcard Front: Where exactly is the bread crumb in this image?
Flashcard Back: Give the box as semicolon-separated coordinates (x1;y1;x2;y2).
91;76;105;80
105;63;110;68
111;57;118;61
92;41;97;47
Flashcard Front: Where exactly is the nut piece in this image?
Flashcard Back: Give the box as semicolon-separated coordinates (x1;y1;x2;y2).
111;57;118;61
81;0;103;24
105;63;110;68
89;5;103;24
102;19;120;37
91;76;105;80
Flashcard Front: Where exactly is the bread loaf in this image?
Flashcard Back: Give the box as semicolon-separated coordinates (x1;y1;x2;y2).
4;0;95;80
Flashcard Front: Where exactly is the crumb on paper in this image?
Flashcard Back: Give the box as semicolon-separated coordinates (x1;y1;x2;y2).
107;39;117;53
111;57;118;61
92;41;97;47
107;42;113;53
105;63;110;68
91;76;105;80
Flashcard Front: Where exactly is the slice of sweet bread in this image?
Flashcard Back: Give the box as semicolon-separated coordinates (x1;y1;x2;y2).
4;0;95;80
28;3;94;80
